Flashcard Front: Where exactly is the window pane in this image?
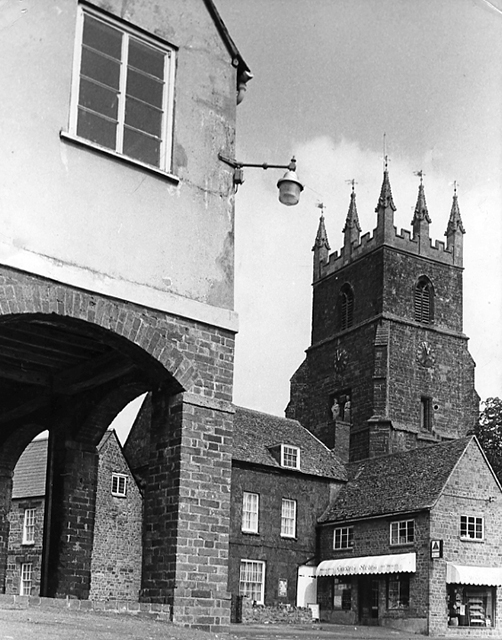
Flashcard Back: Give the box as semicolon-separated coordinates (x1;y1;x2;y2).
125;97;163;137
81;47;121;90
128;38;165;79
83;14;122;60
79;78;118;119
123;127;160;166
127;68;164;108
77;109;117;149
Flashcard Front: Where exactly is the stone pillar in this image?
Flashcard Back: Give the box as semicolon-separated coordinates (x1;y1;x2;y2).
42;434;98;599
141;387;233;632
0;467;13;593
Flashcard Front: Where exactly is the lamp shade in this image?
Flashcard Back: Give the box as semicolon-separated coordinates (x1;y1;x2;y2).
277;170;304;206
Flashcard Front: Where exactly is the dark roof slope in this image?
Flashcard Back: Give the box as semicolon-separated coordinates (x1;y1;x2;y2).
233;406;347;481
319;437;472;523
12;438;48;499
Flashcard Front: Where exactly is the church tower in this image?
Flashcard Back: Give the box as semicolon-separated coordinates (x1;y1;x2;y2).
286;169;478;462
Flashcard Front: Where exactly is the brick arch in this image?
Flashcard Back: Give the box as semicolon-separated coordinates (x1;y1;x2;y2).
0;278;197;391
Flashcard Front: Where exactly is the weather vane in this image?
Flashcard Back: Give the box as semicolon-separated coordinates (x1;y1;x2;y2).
414;170;425;184
316;201;326;216
345;179;358;192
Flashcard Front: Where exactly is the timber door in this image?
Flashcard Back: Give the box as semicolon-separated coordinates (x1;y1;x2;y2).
358;576;379;625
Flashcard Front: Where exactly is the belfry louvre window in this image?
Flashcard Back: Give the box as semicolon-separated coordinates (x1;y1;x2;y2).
414;277;433;324
340;284;354;330
70;6;175;171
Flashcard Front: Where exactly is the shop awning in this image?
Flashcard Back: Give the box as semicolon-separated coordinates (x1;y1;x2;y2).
446;563;502;586
316;553;416;577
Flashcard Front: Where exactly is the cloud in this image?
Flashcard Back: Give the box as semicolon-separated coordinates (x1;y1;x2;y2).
233;136;502;416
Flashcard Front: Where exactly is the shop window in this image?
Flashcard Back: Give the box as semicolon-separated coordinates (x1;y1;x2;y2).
334;577;352;610
448;585;495;627
111;472;127;497
281;444;300;470
339;284;354;330
22;508;35;545
460;515;483;540
69;5;175;172
20;562;33;596
281;498;296;538
390;519;414;545
414;276;434;324
239;559;265;604
387;574;410;609
242;492;259;533
333;526;354;550
330;390;351;422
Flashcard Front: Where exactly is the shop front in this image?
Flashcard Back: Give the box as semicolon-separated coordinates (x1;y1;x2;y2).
316;553;417;627
446;564;502;629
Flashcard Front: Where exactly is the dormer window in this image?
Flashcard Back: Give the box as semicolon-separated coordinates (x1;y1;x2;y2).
281;445;300;469
414;276;434;324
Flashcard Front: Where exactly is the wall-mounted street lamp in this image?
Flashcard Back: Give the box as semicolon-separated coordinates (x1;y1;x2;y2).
218;153;304;206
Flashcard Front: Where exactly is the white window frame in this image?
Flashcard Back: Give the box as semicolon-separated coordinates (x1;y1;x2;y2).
281;444;300;470
239;559;265;604
111;472;128;497
460;515;484;541
20;562;33;596
390;519;415;546
22;508;36;545
280;498;297;538
333;526;354;550
68;4;176;174
242;492;259;533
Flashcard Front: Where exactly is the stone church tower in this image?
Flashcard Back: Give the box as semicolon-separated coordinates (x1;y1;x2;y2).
286;170;479;462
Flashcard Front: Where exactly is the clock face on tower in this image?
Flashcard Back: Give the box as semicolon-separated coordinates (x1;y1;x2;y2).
416;341;434;368
334;348;348;373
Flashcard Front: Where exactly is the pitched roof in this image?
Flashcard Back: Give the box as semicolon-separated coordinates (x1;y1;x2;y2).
319;436;472;523
12;438;48;499
233;406;347;481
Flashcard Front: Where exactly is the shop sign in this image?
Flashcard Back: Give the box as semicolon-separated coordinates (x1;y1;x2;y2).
430;539;443;558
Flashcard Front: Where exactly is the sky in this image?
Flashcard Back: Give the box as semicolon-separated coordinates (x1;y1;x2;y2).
213;0;502;417
111;0;502;442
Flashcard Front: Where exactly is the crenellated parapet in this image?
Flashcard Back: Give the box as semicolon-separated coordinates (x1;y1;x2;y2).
312;170;465;282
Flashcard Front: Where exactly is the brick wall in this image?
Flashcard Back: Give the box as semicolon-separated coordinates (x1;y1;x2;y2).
89;433;143;601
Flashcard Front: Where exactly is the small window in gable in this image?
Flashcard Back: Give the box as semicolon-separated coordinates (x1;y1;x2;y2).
339;284;354;331
281;445;300;470
111;472;127;497
70;5;175;173
460;515;483;540
414;276;434;324
420;396;433;431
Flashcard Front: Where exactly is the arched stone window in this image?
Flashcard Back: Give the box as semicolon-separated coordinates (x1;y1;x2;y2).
339;284;354;331
414;277;433;324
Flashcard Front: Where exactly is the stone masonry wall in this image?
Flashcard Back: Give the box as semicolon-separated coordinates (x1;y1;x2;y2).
318;512;430;626
429;441;502;637
89;433;143;601
229;466;334;606
6;498;44;595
